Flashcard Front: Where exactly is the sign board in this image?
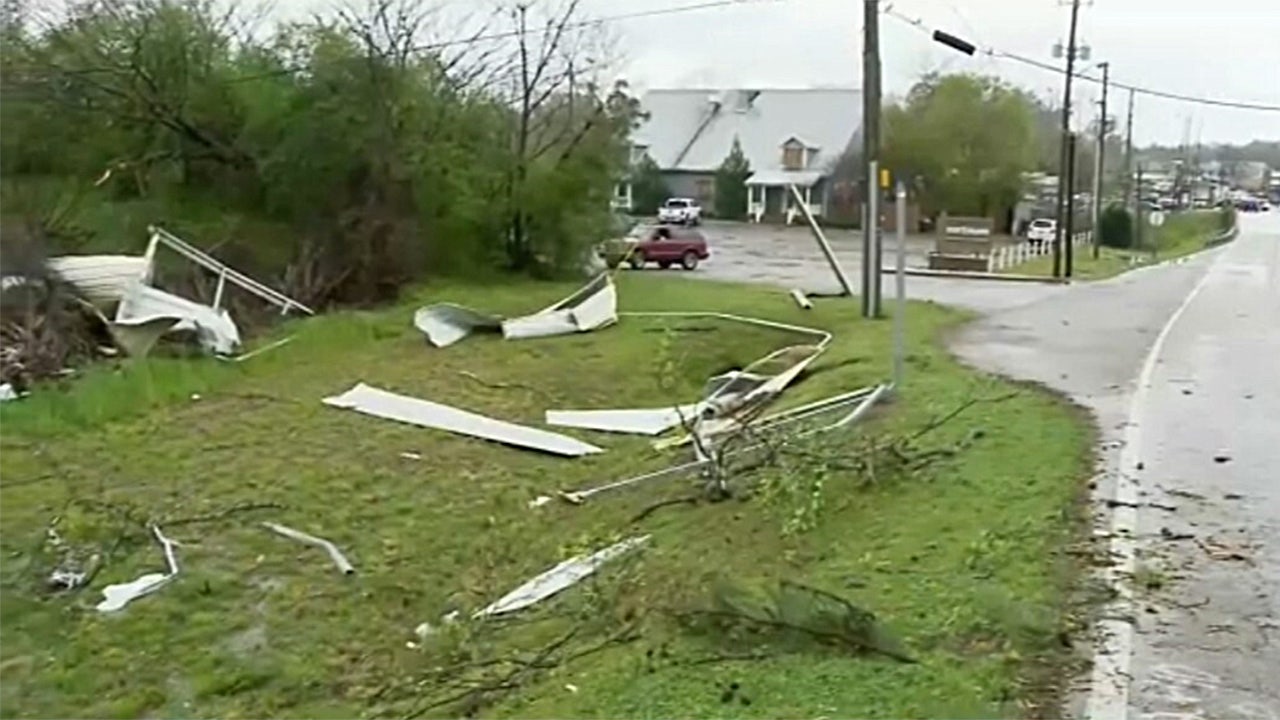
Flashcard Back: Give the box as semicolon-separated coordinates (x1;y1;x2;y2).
879;168;892;189
939;215;995;239
1148;211;1166;227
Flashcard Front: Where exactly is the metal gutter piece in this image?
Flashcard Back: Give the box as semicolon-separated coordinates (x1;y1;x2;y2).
474;535;650;618
262;522;355;575
544;403;705;436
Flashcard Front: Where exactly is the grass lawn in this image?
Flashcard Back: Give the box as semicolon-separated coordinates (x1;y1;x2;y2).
0;273;1094;719
1010;211;1226;280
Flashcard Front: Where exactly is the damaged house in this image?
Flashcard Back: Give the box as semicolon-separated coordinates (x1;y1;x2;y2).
627;88;863;221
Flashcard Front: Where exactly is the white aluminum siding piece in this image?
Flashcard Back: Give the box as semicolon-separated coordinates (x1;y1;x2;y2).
47;255;150;308
413;304;502;348
115;282;241;355
501;274;617;340
475;535;650;618
322;382;603;457
95;526;179;613
545;403;705;436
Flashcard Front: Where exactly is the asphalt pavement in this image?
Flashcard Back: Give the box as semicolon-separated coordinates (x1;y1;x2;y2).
685;212;1280;719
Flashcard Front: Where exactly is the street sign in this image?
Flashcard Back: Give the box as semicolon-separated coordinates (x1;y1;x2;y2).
1148;210;1166;227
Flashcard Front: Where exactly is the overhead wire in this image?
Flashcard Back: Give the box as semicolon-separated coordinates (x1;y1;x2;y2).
882;5;1280;112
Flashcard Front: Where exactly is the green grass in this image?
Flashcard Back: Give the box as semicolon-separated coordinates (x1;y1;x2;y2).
1009;211;1226;280
0;274;1094;719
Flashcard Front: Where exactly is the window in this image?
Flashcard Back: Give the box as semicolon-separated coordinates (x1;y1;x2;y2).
782;141;805;170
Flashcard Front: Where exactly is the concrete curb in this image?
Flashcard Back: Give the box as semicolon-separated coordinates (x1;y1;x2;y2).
890;267;1069;284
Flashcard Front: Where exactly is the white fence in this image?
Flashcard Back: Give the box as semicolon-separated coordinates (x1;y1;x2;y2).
987;231;1092;272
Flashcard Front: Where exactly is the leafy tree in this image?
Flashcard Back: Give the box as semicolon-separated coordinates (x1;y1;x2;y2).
629;154;668;216
882;73;1038;220
713;137;751;219
1;0;637;303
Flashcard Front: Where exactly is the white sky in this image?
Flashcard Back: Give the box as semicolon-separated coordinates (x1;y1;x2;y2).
268;0;1280;145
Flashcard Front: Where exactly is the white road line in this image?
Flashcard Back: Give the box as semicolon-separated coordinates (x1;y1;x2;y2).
1084;249;1226;719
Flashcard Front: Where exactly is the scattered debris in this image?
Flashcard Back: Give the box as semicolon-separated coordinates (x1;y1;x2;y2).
1196;538;1253;564
1165;488;1206;500
323;382;603;457
1223;492;1245;500
262;522;355;575
1159;527;1195;541
400;451;423;461
474;535;650;618
1106;498;1176;512
415;273;617;347
527;495;553;509
1213;454;1232;464
47;568;88;591
0;382;17;402
789;288;813;309
95;526;179;613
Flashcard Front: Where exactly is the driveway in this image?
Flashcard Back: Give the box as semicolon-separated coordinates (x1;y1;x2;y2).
686;212;1280;719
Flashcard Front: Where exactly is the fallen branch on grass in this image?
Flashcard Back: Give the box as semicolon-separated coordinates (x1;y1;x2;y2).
672;577;916;664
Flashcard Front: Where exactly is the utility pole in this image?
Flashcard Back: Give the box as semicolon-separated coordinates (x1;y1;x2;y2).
1092;61;1109;258
1065;132;1077;277
861;0;882;318
1052;0;1083;278
1134;163;1145;253
1123;88;1135;215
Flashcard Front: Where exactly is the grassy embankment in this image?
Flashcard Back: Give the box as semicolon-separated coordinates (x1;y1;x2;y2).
0;273;1094;719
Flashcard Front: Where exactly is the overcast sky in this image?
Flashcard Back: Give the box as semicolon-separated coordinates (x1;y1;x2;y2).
577;0;1280;147
264;0;1279;146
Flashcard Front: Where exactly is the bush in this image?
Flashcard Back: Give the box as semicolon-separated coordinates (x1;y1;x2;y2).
1098;204;1133;248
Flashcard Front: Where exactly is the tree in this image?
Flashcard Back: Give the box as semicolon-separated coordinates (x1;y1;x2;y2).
1;0;638;303
713;137;751;219
882;73;1038;222
629;154;668;216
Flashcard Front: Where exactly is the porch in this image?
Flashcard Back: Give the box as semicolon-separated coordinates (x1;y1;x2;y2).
746;171;825;223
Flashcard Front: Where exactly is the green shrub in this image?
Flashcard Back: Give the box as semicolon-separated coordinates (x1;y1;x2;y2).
1098;204;1133;248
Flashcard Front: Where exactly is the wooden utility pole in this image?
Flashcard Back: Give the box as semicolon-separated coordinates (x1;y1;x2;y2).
861;0;882;317
1093;62;1109;258
1065;132;1077;277
1123;87;1135;214
1053;0;1083;278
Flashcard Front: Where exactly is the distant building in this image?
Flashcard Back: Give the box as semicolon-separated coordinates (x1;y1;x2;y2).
626;88;862;220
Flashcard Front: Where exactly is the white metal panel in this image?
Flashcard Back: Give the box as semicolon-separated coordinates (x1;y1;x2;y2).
47;255;150;307
322;382;603;457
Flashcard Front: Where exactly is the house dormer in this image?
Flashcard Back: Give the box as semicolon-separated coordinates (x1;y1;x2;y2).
780;136;816;171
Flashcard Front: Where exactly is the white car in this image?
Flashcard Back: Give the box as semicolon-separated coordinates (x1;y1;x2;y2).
657;197;701;225
1026;218;1056;245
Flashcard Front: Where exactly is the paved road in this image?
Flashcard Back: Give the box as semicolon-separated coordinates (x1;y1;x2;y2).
687;212;1280;719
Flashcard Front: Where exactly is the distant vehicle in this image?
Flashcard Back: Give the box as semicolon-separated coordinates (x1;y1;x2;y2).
656;197;702;225
600;224;709;270
1026;218;1056;245
1236;197;1262;212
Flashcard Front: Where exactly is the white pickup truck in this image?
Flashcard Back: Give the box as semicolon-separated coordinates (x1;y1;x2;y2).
657;197;702;226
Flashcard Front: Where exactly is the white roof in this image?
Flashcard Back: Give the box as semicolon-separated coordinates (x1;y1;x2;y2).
636;88;862;176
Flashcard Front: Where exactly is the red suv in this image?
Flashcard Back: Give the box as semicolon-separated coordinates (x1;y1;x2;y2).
608;224;710;270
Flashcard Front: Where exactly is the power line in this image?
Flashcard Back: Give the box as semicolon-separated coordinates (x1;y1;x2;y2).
883;7;1280;112
229;0;769;84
